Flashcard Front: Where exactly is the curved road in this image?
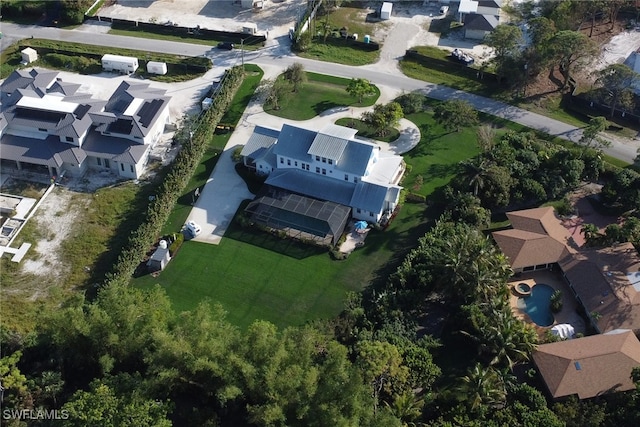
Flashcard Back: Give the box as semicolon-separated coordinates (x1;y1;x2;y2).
1;22;638;164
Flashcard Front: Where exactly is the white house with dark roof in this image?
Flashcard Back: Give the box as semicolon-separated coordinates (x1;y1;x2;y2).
457;0;501;40
0;69;171;179
241;123;405;224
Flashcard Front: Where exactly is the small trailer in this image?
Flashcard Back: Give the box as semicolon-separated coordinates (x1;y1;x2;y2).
21;47;38;64
102;54;139;74
380;2;393;20
242;23;258;35
146;61;168;75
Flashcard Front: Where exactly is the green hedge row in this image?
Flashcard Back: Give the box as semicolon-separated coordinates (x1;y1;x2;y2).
103;66;247;288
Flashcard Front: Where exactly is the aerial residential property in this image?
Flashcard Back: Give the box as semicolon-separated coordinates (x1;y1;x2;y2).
0;68;171;179
241;123;404;243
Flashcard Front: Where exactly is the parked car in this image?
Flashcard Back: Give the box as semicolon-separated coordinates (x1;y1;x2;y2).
185;220;202;237
440;5;449;15
217;42;234;50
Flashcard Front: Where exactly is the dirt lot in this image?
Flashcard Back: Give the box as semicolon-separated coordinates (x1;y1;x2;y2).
99;0;306;37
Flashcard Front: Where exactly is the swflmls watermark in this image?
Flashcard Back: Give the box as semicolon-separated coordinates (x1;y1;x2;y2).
2;409;69;420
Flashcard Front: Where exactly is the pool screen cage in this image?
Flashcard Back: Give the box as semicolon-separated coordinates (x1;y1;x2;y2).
245;188;351;246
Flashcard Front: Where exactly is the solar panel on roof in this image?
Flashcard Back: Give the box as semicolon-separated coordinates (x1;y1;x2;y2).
137;99;164;128
14;107;65;123
107;118;134;135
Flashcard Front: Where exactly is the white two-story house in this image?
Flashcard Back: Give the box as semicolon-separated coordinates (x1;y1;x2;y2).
241;123;405;225
0;68;171;179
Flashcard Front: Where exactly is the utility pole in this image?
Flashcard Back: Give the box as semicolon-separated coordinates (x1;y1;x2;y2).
241;38;244;67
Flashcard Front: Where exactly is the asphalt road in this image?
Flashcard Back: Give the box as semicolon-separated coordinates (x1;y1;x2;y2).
1;21;638;164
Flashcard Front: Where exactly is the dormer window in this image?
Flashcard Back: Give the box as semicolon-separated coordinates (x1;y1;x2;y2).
315;155;320;161
328;159;333;165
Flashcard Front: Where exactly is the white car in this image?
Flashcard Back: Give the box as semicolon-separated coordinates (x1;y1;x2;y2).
440;5;449;15
185;220;201;237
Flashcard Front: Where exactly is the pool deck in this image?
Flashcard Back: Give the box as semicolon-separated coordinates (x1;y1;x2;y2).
508;270;586;339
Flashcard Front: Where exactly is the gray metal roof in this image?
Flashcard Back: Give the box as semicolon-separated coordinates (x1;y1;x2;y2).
241;125;279;158
272;124;316;160
265;168;356;207
104;81;170;137
82;131;149;163
307;125;357;160
0;134;86;167
0;69;58;95
350;182;391;213
464;13;499;31
337;140;375;176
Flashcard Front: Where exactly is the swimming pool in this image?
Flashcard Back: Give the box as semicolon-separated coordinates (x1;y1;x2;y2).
516;284;555;327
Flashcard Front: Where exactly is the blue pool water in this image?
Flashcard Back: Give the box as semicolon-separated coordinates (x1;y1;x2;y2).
517;284;555;327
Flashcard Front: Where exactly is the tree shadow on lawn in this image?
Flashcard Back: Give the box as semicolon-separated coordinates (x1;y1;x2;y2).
426;163;457;179
313;100;344;116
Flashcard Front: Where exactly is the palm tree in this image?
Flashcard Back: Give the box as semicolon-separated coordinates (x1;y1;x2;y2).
454;364;506;412
385;392;424;427
460;159;489;196
581;223;601;245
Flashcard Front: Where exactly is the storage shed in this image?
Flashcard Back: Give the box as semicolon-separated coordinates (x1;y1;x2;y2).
21;47;38;64
101;54;139;74
147;245;171;272
242;23;258;35
146;61;168;75
380;2;393;20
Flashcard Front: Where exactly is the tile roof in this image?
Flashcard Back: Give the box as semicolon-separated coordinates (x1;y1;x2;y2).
492;207;575;269
559;243;640;333
533;330;640;399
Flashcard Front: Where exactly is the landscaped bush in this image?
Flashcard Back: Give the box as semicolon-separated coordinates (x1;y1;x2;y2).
103;66;247;288
330;249;349;261
168;232;184;256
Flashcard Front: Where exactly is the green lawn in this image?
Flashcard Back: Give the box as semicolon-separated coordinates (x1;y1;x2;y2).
297;40;380;66
334;118;400;143
266;72;379;120
134;202;433;329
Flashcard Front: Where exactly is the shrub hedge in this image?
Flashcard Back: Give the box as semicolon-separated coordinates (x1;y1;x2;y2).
103;66;247;288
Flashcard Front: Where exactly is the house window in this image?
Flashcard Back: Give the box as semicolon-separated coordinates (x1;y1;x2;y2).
295;161;298;167
344;174;348;181
104;159;110;168
305;164;309;171
328;159;333;165
120;163;125;172
322;157;326;163
280;158;284;164
301;163;305;170
356;208;361;213
38;128;46;132
353;177;358;183
523;266;535;272
315;155;320;161
287;159;291;166
130;165;134;173
97;158;102;166
65;136;73;142
369;212;374;217
316;167;320;173
322;168;326;175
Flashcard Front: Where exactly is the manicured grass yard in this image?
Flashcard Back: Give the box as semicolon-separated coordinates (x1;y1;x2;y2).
135;202;431;329
266;72;380;120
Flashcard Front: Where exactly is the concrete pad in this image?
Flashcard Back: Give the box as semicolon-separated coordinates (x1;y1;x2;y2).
11;242;31;262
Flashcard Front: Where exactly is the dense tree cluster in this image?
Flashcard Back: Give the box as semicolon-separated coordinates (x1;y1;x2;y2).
449;130;604;208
